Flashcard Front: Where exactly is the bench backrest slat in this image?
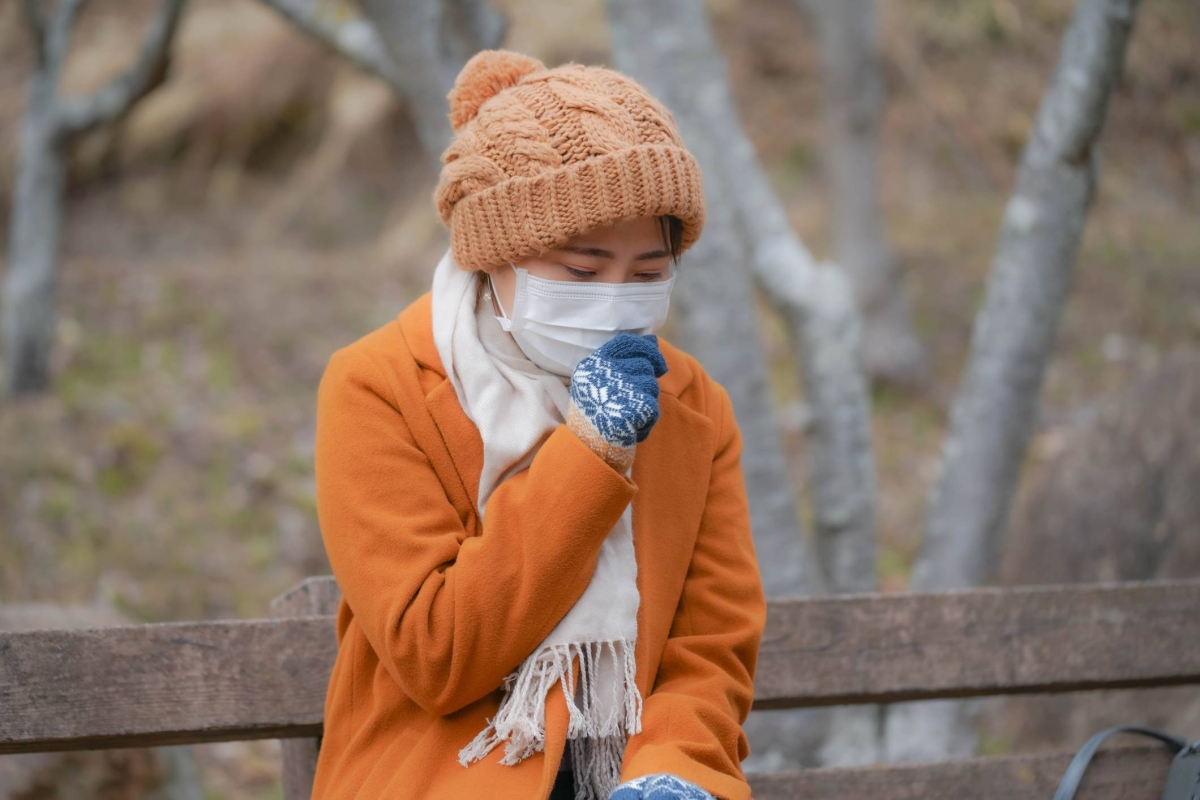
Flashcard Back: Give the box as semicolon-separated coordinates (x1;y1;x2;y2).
2;578;1197;757
0;616;335;754
749;745;1174;800
271;581;332;800
280;576;1200;707
756;578;1200;708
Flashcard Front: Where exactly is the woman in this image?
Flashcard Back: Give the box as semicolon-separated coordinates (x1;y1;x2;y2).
311;49;767;800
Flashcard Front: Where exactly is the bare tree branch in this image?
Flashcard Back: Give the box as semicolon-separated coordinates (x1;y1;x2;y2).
54;0;186;138
440;0;507;65
608;0;853;770
44;0;87;76
254;0;507;166
887;0;1144;765
254;0;405;94
5;0;188;396
918;0;1142;595
800;0;927;387
19;0;48;67
694;0;880;767
747;214;885;770
605;0;825;603
357;0;456;165
607;0;877;598
2;0;86;395
725;107;877;603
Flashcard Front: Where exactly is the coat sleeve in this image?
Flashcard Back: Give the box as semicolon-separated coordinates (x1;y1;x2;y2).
618;380;768;800
314;346;638;717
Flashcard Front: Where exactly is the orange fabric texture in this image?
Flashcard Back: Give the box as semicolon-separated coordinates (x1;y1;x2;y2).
310;292;767;800
433;49;707;274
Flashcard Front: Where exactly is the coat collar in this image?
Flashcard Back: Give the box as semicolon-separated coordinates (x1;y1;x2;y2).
396;291;697;399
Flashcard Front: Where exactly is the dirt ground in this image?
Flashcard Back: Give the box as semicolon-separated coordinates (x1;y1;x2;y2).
0;0;1197;794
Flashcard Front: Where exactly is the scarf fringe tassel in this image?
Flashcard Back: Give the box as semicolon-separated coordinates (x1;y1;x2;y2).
457;638;643;800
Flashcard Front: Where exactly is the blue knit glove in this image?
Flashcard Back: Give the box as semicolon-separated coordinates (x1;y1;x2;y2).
608;772;715;800
566;333;669;471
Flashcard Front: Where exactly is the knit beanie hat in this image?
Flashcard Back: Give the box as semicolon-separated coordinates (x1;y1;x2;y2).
433;49;707;273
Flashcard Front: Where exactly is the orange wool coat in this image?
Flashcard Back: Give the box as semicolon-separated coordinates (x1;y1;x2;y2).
310;291;768;800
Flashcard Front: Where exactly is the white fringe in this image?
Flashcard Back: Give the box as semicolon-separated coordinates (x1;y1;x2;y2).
458;638;643;799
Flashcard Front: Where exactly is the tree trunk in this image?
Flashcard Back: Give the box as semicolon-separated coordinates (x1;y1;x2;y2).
887;0;1143;763
356;0;458;167
3;0;184;399
804;0;926;387
3;76;65;397
607;0;836;770
440;0;507;67
705;9;882;762
254;0;408;94
724;106;877;605
261;0;506;168
604;0;820;604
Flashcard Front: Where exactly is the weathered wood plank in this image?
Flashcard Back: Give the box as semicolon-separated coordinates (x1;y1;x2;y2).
748;745;1175;800
270;576;342;619
3;578;1198;754
277;576;1200;707
753;578;1200;709
0;616;337;754
272;579;333;800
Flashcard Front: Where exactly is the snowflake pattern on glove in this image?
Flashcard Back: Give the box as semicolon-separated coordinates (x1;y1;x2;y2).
569;352;660;447
607;772;716;800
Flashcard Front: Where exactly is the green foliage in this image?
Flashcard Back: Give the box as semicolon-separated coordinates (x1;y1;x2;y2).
876;544;911;583
1176;102;1200;135
777;140;818;190
97;423;166;499
977;727;1014;757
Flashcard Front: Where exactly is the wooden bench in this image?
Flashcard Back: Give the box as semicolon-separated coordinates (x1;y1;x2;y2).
3;577;1198;799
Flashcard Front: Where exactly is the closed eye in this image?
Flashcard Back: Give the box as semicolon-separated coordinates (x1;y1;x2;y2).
562;265;596;279
635;272;665;281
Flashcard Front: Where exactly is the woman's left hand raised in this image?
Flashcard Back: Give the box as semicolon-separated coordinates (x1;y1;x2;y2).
565;333;669;471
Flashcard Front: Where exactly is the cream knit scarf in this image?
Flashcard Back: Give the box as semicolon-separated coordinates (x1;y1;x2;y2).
430;247;643;800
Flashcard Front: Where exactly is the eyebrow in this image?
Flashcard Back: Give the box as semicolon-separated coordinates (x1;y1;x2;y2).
558;244;670;261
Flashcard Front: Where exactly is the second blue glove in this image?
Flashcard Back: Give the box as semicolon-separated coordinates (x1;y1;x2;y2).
608;772;715;800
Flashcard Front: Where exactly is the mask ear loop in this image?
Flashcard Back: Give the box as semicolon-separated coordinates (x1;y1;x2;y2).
489;267;511;321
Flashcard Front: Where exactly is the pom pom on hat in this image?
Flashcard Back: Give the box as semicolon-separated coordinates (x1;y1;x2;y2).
446;50;545;131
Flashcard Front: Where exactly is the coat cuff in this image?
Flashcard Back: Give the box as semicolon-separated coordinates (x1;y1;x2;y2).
566;400;636;473
620;745;751;800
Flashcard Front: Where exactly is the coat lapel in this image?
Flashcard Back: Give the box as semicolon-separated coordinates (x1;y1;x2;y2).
396;293;484;524
630;391;714;694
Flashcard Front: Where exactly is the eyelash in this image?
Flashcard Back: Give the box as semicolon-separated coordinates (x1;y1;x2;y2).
561;265;664;281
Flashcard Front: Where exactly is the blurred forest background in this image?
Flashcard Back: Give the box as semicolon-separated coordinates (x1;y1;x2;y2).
1;0;1198;796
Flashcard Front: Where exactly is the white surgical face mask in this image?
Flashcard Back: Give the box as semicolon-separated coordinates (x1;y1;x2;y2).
488;262;676;377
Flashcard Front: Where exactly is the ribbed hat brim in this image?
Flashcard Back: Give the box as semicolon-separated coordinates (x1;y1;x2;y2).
445;143;706;273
